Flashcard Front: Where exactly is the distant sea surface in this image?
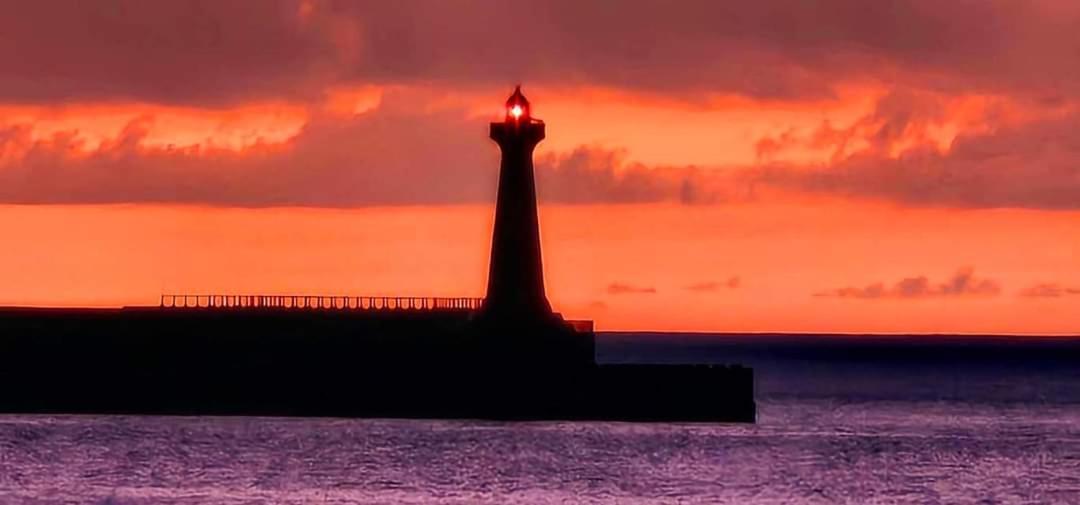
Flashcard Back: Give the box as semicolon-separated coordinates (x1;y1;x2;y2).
2;333;1079;504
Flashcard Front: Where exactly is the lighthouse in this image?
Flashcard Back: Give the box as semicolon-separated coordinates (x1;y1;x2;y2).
480;86;555;325
0;86;754;423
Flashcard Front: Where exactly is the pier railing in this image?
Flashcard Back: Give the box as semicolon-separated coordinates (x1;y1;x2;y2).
160;294;484;311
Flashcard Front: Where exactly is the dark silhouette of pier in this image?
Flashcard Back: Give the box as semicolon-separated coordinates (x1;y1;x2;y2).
0;87;755;423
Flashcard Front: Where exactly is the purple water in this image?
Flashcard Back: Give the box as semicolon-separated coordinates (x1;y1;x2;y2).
2;333;1079;504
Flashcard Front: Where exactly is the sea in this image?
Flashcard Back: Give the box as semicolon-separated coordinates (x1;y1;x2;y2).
1;333;1079;504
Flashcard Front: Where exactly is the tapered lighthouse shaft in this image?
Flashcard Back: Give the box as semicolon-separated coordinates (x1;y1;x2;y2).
482;88;553;322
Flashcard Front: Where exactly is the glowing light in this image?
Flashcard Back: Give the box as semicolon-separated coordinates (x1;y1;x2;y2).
510;105;524;119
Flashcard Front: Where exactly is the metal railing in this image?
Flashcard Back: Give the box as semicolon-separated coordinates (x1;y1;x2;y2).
160;294;484;311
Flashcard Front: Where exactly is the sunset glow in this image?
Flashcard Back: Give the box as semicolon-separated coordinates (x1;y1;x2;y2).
1;1;1078;334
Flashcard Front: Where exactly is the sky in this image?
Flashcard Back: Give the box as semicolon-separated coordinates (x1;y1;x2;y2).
1;0;1078;333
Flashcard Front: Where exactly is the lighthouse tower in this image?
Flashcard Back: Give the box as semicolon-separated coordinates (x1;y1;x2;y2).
480;86;555;325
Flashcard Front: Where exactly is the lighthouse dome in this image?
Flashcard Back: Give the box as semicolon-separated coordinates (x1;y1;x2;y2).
505;85;531;121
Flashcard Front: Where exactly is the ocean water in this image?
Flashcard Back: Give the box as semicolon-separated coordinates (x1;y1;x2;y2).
2;333;1079;504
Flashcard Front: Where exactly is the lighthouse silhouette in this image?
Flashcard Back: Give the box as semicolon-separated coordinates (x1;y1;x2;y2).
480;86;557;327
0;86;755;423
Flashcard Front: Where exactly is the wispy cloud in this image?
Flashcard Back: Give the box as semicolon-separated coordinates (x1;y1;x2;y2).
607;283;658;295
686;276;741;292
1018;283;1080;298
815;267;1001;300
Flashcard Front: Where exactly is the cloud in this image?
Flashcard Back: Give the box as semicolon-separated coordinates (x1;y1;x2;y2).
537;147;731;205
815;267;1002;300
607;283;657;295
3;1;1080;105
751;95;1080;210
586;300;610;311
686;277;741;292
5;84;1080;211
0;87;735;207
0;1;352;106
1018;283;1080;298
756;88;959;162
4;6;1080;212
0;92;490;206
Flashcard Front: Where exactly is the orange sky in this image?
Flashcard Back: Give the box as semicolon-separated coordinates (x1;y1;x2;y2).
1;201;1077;334
1;2;1079;333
